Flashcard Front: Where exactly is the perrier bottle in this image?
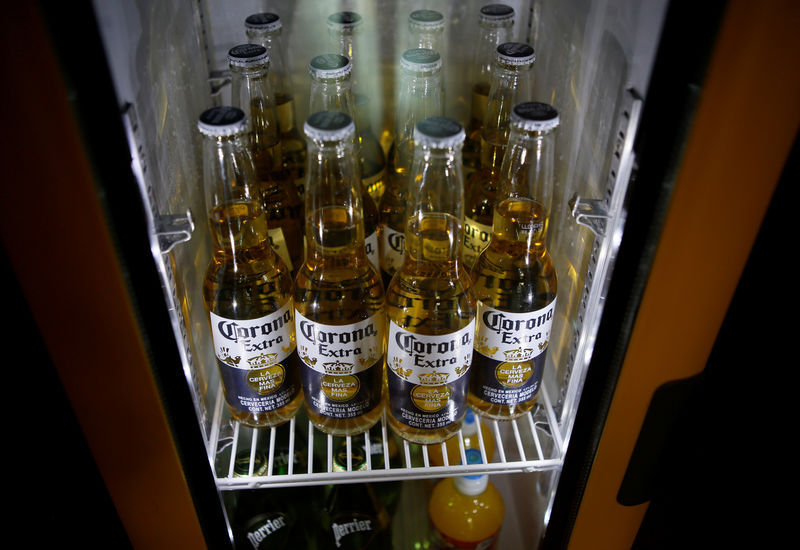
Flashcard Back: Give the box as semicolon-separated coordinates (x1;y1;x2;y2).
385;117;477;446
469;102;559;420
294;111;386;437
199;106;302;428
228;43;304;277
244;12;308;196
307;53;381;273
463;41;534;270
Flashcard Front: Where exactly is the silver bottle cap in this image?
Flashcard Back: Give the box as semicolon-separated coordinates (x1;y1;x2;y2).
244;12;282;33
227;43;269;67
304;110;356;142
309;53;351;79
409;9;445;31
511;102;560;132
479;4;515;24
496;42;535;66
414;116;465;148
327;11;363;31
197;106;247;136
400;48;442;73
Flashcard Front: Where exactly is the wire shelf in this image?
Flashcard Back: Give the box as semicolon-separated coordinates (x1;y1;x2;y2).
210;381;565;490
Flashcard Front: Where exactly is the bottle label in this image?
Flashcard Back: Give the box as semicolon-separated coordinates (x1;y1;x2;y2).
209;301;300;414
386;320;475;430
462;217;493;268
380;224;405;276
244;512;291;549
365;229;379;271
430;526;500;549
296;310;385;419
268;226;294;271
470;300;556;405
328;512;378;549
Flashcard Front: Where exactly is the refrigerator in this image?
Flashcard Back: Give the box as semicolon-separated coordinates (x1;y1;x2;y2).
2;0;797;548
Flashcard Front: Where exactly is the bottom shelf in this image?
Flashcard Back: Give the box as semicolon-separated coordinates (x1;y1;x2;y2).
210;382;565;489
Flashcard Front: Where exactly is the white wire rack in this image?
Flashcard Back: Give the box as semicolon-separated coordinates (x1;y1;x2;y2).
210;380;565;490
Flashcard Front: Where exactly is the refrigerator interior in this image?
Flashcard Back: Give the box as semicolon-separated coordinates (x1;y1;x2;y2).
90;0;667;546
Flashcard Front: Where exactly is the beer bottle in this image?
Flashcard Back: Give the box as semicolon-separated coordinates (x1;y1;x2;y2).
463;41;534;270
307;54;380;272
385;117;477;446
355;93;387;206
244;12;308;196
469;102;559;420
294;111;386;437
378;48;443;288
199;106;302;428
228;43;305;277
407;9;446;111
428;449;505;549
462;4;516;177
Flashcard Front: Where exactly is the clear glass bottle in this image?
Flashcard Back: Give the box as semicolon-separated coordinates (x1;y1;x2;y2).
385;116;477;446
327;11;363;87
463;41;535;270
427;407;496;467
307;54;380;271
198;106;302;428
378;48;443;288
228;43;305;277
469;102;559;420
408;9;446;110
462;4;516;177
244;12;308;196
294;110;386;437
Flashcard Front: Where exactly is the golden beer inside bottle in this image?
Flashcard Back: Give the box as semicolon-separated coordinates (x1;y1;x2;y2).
210;201;270;252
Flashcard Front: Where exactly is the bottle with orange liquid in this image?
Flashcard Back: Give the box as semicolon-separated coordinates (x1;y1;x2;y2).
428;449;505;549
427;408;496;467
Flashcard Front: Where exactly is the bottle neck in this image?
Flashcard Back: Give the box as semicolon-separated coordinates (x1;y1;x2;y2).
472;23;514;86
404;145;464;265
393;70;444;172
203;135;270;256
309;76;356;120
493;128;556;250
304;138;366;263
480;65;533;170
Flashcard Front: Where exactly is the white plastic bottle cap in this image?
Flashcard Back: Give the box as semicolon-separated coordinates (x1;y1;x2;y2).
244;12;282;33
414;117;465;149
496;42;535;66
479;4;515;24
309;53;352;80
197;106;247;137
409;9;445;31
327;11;363;30
454;448;489;495
400;48;442;73
511;102;560;132
304;110;356;142
227;43;269;67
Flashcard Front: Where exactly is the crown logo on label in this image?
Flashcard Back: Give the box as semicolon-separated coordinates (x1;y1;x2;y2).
248;352;278;368
323;360;354;375
504;348;532;362
418;371;449;385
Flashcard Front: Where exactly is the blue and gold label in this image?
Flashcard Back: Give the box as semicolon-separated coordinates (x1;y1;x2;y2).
296;310;385;419
470;300;555;406
210;300;300;414
386;320;475;430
